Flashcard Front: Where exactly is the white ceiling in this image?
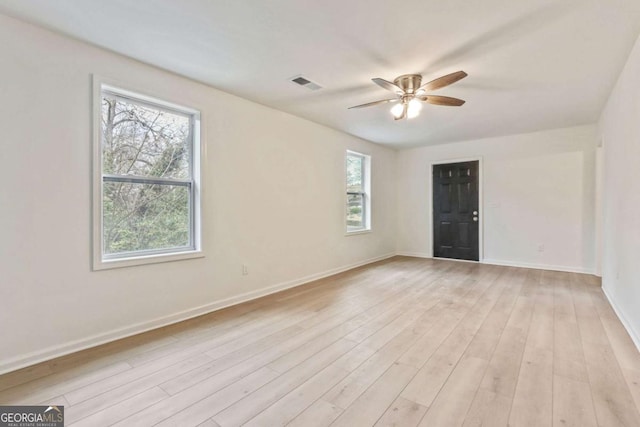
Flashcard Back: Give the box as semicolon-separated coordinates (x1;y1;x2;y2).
2;0;640;148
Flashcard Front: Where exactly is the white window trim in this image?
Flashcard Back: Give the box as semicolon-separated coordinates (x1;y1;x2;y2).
345;150;372;235
92;75;204;270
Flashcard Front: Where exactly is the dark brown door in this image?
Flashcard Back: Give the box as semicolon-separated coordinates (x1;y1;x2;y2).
433;161;479;261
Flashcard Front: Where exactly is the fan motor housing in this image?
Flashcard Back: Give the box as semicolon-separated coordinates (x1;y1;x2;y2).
394;74;423;94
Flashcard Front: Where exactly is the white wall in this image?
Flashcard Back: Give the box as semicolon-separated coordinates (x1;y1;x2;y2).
396;125;597;273
598;34;640;349
594;146;604;277
0;14;397;373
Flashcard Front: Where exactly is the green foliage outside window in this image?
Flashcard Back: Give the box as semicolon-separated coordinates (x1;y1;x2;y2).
101;95;193;255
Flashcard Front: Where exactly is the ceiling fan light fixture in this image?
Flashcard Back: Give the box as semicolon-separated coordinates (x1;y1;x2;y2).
349;70;467;120
390;103;405;119
407;98;422;119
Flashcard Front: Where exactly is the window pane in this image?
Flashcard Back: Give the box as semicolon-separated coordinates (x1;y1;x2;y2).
102;95;190;179
103;182;190;255
346;154;363;193
346;193;364;229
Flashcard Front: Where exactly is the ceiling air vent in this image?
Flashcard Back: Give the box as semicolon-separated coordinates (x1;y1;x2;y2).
290;75;322;91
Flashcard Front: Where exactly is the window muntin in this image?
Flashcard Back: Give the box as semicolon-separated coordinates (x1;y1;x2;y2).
97;86;200;265
346;151;371;233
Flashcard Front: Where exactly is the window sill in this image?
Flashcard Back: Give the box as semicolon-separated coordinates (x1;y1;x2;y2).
93;250;204;271
345;229;372;236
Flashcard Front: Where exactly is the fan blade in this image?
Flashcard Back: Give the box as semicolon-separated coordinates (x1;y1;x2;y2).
348;99;399;109
419;95;466;106
419;71;467;92
372;78;404;94
394;103;408;120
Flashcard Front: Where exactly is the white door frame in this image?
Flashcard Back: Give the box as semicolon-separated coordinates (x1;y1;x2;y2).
428;157;484;262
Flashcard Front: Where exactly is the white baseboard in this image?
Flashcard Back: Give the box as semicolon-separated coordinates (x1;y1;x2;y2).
396;251;432;259
397;252;594;274
0;252;395;375
602;286;640;352
482;258;596;275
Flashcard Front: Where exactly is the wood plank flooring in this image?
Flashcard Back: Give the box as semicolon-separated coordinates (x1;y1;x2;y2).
1;256;640;426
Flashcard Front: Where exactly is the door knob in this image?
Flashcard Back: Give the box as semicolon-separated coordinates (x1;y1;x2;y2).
473;217;478;222
473;211;478;215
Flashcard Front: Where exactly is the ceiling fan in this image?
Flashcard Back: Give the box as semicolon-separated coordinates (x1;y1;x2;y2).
349;70;467;120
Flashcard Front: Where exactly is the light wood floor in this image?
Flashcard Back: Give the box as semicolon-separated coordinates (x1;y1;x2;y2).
2;257;640;426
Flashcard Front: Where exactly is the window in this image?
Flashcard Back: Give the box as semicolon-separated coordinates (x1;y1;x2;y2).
346;150;371;233
93;81;202;269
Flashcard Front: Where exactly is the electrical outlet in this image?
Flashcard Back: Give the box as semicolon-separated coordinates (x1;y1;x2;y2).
242;264;249;275
537;244;545;252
